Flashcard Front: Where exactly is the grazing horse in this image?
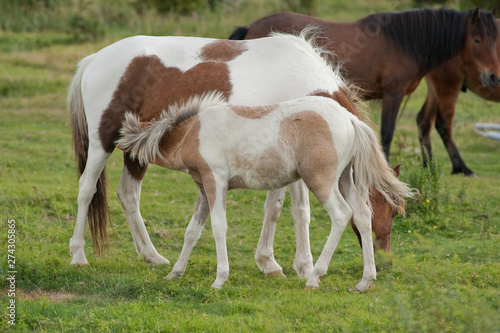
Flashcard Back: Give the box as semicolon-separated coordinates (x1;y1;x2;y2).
417;17;500;177
68;31;398;279
116;94;412;290
229;8;500;167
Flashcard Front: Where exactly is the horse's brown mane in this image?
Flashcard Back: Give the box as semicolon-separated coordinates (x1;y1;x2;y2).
360;8;498;72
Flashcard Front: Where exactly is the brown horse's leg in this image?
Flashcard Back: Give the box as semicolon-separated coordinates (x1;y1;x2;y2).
429;79;476;177
380;92;405;159
435;110;476;177
424;68;476;176
417;81;439;167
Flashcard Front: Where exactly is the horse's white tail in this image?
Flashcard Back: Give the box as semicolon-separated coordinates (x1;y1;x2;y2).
350;117;413;214
67;53;109;254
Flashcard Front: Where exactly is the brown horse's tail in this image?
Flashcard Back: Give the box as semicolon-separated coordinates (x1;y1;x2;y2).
349;116;414;215
228;26;248;40
67;53;109;255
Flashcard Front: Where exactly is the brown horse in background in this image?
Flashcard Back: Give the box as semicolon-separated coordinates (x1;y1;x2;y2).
417;18;500;177
229;8;500;255
229;8;500;167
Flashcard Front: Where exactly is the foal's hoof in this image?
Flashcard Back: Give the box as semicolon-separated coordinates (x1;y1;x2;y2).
305;285;319;291
355;280;374;292
165;272;182;280
265;270;286;278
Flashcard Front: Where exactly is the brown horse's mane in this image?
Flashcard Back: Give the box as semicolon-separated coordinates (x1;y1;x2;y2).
360;8;498;72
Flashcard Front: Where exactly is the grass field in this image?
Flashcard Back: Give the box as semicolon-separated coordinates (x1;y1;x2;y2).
1;0;499;331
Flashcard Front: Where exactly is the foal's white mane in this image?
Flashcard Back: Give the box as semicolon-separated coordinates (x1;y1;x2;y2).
117;91;226;165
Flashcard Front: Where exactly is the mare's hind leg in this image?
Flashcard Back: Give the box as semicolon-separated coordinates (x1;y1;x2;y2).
290;180;313;279
117;155;169;264
305;185;352;290
70;145;111;265
255;187;287;276
167;190;210;279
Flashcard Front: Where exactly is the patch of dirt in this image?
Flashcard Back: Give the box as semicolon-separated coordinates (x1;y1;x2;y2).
17;289;75;303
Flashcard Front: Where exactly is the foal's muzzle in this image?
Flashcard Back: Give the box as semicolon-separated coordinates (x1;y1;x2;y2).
481;72;500;88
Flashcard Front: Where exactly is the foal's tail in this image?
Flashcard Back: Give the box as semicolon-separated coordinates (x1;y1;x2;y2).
68;53;109;254
117;92;226;165
350;117;413;215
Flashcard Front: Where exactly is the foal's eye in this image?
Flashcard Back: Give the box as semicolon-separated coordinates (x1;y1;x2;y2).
473;38;481;44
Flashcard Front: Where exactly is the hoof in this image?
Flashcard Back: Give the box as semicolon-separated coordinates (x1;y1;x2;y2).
355;280;374;292
265;270;286;278
305;285;318;291
70;253;89;266
165;271;183;280
143;254;170;265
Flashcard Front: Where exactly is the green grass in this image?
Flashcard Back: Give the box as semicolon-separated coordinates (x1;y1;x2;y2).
1;0;499;332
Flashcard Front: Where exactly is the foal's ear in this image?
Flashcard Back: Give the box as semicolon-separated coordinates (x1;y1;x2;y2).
393;164;401;178
473;7;481;23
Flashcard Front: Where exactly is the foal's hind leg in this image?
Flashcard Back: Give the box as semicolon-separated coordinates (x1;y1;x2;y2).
117;155;169;264
167;190;210;279
343;174;376;291
70;145;111;265
255;187;287;276
305;186;352;290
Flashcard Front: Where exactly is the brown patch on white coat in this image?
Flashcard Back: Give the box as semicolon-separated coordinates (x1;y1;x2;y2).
199;40;249;62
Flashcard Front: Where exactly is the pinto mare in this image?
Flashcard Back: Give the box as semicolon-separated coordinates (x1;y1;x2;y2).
116;94;412;289
68;32;377;278
229;8;500;169
417;17;500;177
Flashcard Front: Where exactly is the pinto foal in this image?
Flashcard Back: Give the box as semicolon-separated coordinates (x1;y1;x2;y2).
117;94;412;290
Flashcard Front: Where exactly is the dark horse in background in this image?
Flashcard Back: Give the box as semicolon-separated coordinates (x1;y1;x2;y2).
230;8;500;174
418;17;500;177
229;8;500;255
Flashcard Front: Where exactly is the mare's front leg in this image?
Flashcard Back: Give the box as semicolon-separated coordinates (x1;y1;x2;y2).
289;180;313;279
117;155;169;264
255;187;287;276
167;190;210;279
380;91;405;159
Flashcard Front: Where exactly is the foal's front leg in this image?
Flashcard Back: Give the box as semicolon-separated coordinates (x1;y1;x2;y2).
208;183;230;289
290;180;313;278
167;190;210;279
